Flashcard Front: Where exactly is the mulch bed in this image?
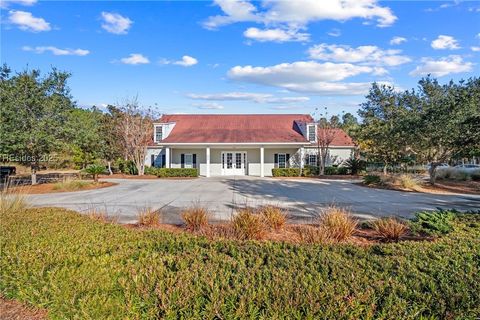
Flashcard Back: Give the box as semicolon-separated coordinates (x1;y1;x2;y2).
124;222;432;245
359;180;480;195
274;175;362;180
8;181;117;194
0;297;47;320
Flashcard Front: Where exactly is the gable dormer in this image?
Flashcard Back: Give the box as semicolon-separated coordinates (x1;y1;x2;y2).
153;122;176;143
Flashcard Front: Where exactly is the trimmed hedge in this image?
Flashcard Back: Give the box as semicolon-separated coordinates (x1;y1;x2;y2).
1;208;480;318
272;168;300;177
302;165;349;176
145;167;198;177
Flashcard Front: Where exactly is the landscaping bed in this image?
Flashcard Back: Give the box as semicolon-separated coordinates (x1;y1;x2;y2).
361;174;480;195
1;206;479;319
7;181;116;194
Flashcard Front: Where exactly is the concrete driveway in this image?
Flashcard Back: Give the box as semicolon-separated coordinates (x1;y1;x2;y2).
27;176;480;223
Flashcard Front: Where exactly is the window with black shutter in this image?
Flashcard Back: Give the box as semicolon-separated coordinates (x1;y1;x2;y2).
274;153;278;168
181;154;185;168
193;154;197;168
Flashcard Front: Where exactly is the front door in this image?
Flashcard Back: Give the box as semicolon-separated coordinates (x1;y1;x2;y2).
222;152;247;175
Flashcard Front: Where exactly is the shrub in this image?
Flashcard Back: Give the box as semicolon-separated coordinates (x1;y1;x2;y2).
317;207;358;242
472;170;480;181
323;166;338;175
397;174;420;190
53;179;92;191
372;217;408;242
344;158;366;175
231;208;265;240
154;168;198;178
258;205;287;231
116;159;138;175
292;225;333;244
84;164;106;182
451;170;471;181
302;165;318;176
181;205;210;231
137;207;162;227
143;166;158;175
410;209;456;236
363;174;382;185
272;168;300;177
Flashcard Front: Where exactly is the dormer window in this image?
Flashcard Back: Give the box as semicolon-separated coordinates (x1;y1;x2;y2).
154;125;163;142
307;124;316;142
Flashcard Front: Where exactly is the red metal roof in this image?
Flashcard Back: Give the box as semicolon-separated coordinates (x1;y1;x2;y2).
155;114;354;146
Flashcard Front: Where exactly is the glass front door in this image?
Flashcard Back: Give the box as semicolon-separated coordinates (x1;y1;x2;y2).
222;151;247;175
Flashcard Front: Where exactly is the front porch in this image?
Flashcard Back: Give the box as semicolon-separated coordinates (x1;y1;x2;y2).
146;145;306;177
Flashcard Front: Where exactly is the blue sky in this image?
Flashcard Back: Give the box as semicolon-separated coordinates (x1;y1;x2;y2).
1;0;479;116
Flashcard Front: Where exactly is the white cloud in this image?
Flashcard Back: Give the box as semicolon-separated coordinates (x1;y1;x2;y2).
327;28;341;37
22;46;89;56
187;92;310;103
0;0;36;8
8;10;50;32
226;60;395;95
431;35;460;50
120;53;150;65
244;27;309;42
472;46;480;52
409;55;473;77
229;61;376;84
101;12;132;35
174;55;198;67
477;33;480;39
204;0;396;29
192;102;225;110
160;55;198;67
390;36;407;45
307;43;411;66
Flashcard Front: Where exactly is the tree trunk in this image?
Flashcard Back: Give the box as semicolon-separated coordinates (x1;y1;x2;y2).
93;174;98;183
429;165;437;185
31;167;37;185
107;161;113;175
383;163;388;175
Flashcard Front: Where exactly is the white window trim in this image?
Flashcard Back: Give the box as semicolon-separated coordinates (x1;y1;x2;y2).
278;153;287;169
307;124;317;143
154;125;163;143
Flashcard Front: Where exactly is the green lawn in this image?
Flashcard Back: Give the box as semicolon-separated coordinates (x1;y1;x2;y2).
1;208;479;319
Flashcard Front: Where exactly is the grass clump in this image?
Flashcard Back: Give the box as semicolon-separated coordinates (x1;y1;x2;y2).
292;225;332;244
317;207;358;242
53;179;92;191
258;205;287;231
1;208;480;318
363;174;381;185
410;209;456;236
87;207;117;224
0;190;28;215
231;208;265;240
137;207;162;227
181;204;210;231
372;217;408;242
397;174;420;189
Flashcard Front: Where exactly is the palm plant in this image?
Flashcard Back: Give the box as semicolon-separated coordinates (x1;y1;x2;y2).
84;164;106;182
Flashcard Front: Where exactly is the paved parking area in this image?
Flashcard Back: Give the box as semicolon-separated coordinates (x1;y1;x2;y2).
27;176;480;223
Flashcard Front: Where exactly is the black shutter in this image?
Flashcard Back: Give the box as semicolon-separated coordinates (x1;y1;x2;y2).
151;154;155;167
161;154;166;168
274;154;278;169
181;154;185;168
286;154;290;168
193;154;197;168
305;154;310;165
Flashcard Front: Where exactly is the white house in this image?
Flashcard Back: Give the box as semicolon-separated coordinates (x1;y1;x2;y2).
145;114;355;177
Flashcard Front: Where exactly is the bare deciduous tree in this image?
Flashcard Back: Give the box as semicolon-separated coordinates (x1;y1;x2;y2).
315;110;339;176
116;97;155;176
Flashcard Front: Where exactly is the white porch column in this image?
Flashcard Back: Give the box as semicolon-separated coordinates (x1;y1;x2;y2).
260;147;265;177
206;147;211;177
300;147;305;170
165;147;170;168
